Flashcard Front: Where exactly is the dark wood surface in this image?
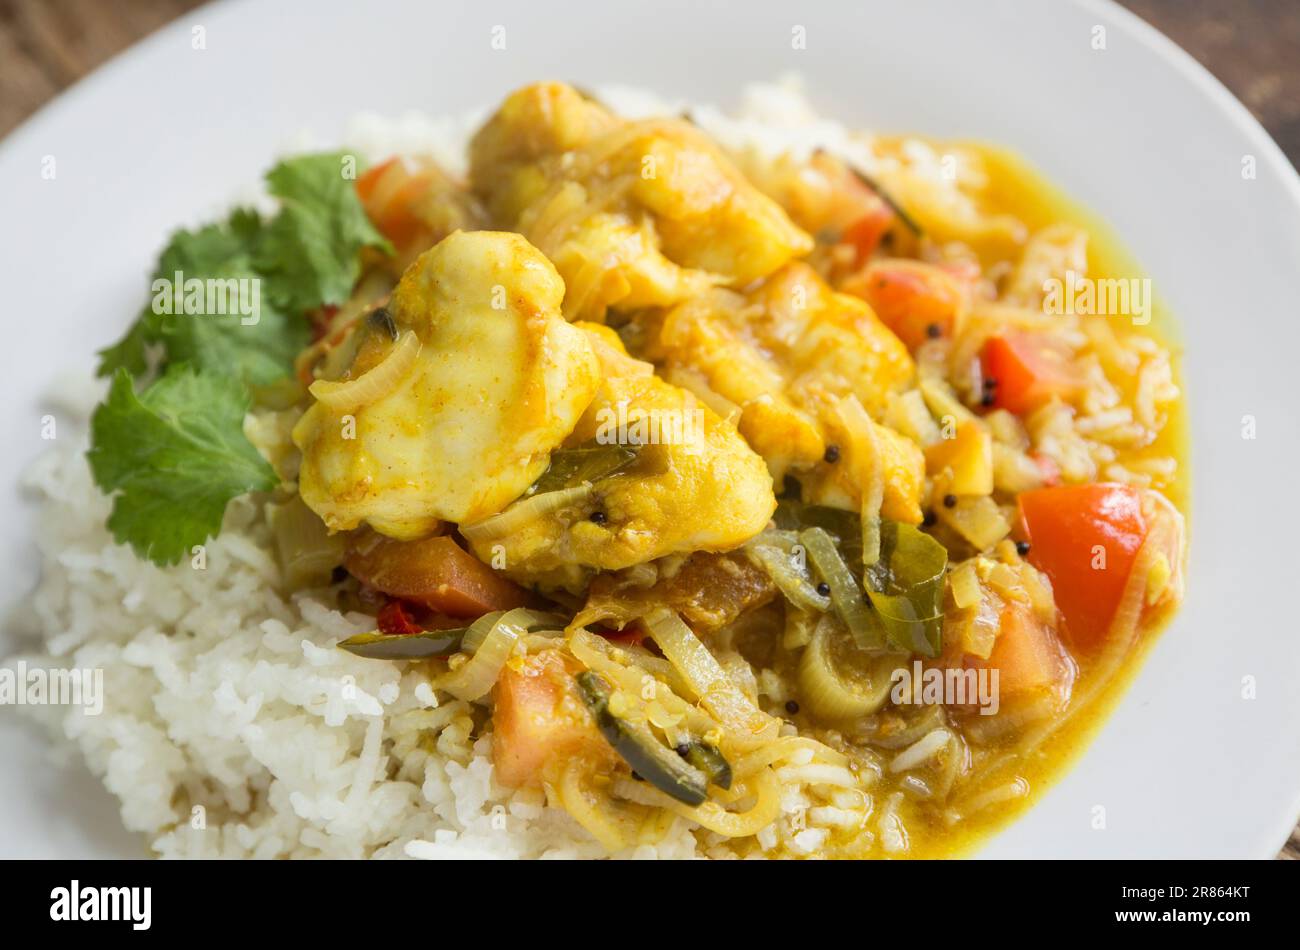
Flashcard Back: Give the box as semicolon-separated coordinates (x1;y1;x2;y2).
1;0;1297;859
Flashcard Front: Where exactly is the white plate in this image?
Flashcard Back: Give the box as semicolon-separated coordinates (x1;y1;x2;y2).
2;0;1298;859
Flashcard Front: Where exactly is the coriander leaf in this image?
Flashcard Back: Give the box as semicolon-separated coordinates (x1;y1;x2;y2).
161;207;264;271
98;213;263;377
87;366;279;565
96;152;387;388
255;151;392;314
96;211;309;387
96;316;156;379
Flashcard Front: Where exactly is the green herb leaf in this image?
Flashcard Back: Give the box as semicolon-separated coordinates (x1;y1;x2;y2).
89;152;390;564
255;152;392;314
98;211;309;387
776;501;949;657
530;440;639;495
95;316;157;380
864;522;948;657
87;365;279;565
97;152;388;387
338;627;470;660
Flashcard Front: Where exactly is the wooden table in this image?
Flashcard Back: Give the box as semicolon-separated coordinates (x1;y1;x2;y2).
1;0;1297;859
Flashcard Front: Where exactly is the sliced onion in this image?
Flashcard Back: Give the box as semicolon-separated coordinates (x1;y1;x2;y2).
567;627;711;735
460;608;565;652
309;330;420;411
918;375;977;426
887;388;943;447
745;542;831;613
948;559;982;610
459;485;593;543
558;758;636;853
644;765;782;838
1107;495;1181;648
732;736;850;779
801;526;883;649
833;395;884;567
937;494;1011;550
269;495;346;589
1139;489;1186;608
567;626;679;684
889;728;953;773
643;609;778;744
798;614;899;721
458;611;506;654
436;610;528;702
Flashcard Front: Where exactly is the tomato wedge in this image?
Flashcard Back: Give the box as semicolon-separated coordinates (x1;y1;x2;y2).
375;600;467;636
1017;483;1148;653
345;533;542;618
355;157;433;250
493;651;614;788
354;157;395;203
841;204;895;265
936;599;1073;709
980;332;1085;416
600;622;649;648
984;601;1071;698
844;260;966;351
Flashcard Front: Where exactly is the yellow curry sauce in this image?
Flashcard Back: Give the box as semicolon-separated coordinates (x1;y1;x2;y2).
880;143;1189;858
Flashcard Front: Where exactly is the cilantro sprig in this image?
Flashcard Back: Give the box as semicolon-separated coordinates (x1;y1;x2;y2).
88;151;389;564
88;367;280;565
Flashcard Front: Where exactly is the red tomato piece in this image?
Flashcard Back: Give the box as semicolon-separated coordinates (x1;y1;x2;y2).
980;332;1085;416
841;204;896;265
376;600;422;636
345;534;542;618
1017;483;1149;653
846;260;966;351
493;651;614;788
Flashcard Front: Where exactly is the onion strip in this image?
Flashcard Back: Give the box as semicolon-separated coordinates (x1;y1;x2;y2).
308;330;420;410
567;628;704;730
460;485;593;543
558;759;636;852
660;767;782;837
613;764;783;838
732;736;850;779
269;496;345;589
798;614;898;721
436;611;528;702
461;608;565;652
834;395;884;566
801;527;883;649
745;543;831;613
643;609;778;744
